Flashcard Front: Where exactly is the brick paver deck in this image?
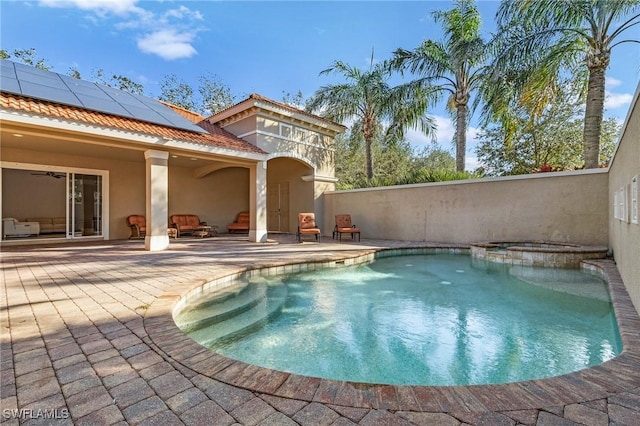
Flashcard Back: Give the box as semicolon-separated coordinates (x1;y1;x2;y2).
1;235;639;425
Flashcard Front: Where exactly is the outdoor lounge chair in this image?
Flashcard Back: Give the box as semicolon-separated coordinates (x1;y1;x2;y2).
127;215;146;238
297;212;321;242
227;211;250;233
333;214;361;241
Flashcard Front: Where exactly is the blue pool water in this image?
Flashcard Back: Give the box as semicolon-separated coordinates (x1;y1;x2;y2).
175;254;621;386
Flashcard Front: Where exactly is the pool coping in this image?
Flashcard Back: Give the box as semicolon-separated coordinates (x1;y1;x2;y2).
144;246;640;413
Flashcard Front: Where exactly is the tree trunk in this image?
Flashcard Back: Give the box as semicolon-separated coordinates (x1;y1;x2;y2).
455;103;468;172
583;65;606;169
365;136;374;180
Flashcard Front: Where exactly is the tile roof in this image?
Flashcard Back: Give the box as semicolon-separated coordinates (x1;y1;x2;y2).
0;92;266;155
211;93;346;130
159;100;206;124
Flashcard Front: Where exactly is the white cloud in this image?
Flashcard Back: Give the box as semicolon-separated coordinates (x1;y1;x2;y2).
39;0;142;16
605;92;633;109
165;5;203;21
606;77;623;88
137;30;198;60
39;0;204;61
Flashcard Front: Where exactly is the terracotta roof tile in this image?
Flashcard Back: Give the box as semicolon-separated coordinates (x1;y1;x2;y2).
211;93;346;130
0;92;265;155
159;100;207;124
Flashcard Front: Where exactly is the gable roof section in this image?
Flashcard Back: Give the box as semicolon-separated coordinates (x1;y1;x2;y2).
209;93;346;135
0;92;266;154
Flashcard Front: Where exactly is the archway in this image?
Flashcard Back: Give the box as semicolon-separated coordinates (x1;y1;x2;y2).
266;157;314;233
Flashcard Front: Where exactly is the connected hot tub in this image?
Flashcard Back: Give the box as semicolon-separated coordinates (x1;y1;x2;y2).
470;241;608;268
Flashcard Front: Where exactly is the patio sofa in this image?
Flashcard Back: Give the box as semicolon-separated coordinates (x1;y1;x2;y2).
2;218;40;238
227;211;250;233
170;214;207;237
25;217;66;234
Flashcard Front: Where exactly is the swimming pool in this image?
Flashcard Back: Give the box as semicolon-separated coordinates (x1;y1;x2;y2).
174;253;621;386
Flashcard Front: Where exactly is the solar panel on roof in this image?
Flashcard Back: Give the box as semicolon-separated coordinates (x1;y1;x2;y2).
0;75;20;94
76;93;132;116
0;59;207;134
20;81;85;107
1;62;17;78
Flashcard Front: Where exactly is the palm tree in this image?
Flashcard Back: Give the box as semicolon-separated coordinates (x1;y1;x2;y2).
491;0;640;169
390;0;488;172
307;57;435;181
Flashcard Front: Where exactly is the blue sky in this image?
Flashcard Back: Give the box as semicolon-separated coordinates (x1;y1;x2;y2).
1;0;639;169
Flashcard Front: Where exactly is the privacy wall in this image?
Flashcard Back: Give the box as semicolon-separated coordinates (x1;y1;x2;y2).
608;83;640;315
324;170;609;246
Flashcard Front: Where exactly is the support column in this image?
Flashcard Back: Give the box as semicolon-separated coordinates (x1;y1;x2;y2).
249;161;268;242
144;150;170;251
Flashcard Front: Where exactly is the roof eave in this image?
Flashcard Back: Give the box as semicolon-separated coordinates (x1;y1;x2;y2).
209;97;346;135
0;109;268;162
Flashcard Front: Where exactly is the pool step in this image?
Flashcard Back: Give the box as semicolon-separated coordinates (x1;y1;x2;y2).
186;283;287;347
175;282;266;333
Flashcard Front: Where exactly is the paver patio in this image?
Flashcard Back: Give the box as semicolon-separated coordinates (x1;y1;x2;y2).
1;235;639;425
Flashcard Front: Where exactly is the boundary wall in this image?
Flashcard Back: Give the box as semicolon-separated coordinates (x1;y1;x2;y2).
324;170;608;246
608;82;640;315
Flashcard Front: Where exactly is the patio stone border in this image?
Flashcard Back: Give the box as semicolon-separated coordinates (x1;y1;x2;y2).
145;246;640;413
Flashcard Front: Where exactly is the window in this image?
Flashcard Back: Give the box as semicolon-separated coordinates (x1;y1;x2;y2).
632;175;638;225
279;123;292;138
295;128;307;142
616;186;628;223
308;132;319;144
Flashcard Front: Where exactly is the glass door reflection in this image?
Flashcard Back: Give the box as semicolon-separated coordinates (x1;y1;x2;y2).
68;173;102;238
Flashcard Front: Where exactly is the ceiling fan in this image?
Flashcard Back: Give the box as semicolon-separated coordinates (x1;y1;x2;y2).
31;171;66;179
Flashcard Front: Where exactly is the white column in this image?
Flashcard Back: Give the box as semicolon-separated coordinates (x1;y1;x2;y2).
144;150;170;251
249;161;268;242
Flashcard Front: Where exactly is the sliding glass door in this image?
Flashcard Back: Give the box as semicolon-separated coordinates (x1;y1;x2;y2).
68;173;103;238
1;165;106;241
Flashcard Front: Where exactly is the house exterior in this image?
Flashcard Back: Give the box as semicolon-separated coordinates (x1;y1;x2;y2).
0;59;345;250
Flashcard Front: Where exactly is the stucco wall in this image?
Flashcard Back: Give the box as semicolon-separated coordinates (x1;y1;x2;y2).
256;116;335;177
608;84;640;315
221;116;258;144
2;168;67;219
324;170;609;245
169;166;249;233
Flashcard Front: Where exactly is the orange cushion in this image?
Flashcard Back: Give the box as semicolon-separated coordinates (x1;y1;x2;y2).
128;215;146;227
337;227;360;233
171;215;202;229
299;229;320;234
299;213;317;229
335;215;353;228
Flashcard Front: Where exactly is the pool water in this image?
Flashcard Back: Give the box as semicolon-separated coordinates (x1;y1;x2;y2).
175;254;621;386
